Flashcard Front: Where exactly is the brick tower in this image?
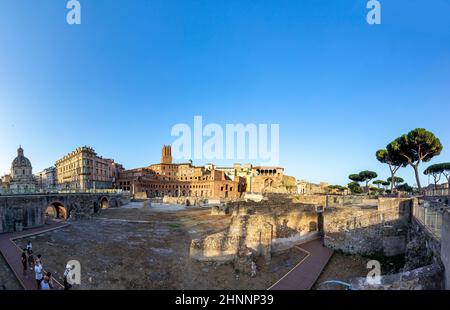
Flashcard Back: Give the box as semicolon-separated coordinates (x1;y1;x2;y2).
161;145;172;164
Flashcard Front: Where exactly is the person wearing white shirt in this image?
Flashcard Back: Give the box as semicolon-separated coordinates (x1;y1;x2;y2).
34;262;43;290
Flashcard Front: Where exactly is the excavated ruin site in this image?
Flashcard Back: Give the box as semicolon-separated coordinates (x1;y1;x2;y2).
4;194;449;290
10;202;310;289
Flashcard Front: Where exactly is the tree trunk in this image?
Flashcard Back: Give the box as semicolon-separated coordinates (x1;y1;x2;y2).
389;165;396;193
413;163;422;192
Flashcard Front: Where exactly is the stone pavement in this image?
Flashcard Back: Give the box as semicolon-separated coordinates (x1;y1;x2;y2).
269;238;333;290
0;221;69;290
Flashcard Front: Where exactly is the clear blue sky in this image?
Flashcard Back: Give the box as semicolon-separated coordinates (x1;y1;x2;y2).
0;0;449;187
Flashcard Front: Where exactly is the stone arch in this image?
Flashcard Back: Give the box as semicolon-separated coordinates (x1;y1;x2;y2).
264;178;274;188
46;201;69;220
100;197;109;209
309;221;318;232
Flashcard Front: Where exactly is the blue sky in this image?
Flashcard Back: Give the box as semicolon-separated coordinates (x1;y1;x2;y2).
0;0;449;186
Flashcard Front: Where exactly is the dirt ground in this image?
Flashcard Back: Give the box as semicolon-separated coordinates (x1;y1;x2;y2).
13;205;307;290
0;255;22;290
313;252;406;290
313;253;369;290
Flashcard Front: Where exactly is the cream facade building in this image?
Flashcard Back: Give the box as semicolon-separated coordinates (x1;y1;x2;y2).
297;180;329;195
55;146;121;190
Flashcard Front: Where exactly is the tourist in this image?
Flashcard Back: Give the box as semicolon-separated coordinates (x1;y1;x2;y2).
34;261;44;290
41;272;53;290
27;250;35;270
35;254;42;265
46;272;54;289
63;264;73;290
26;241;32;254
21;249;27;276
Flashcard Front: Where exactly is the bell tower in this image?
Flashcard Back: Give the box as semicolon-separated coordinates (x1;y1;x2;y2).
161;145;172;164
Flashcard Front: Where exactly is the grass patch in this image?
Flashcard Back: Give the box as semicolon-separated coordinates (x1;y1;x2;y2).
167;223;181;229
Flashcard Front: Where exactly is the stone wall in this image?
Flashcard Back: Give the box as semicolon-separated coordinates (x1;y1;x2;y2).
404;218;442;271
162;195;212;207
350;263;443;290
441;210;450;289
293;195;377;208
324;198;412;256
0;193;129;233
190;207;319;262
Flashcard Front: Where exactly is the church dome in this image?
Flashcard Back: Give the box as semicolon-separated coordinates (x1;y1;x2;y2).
11;146;32;169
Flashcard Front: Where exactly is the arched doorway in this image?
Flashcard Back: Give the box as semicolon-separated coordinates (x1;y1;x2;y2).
100;197;109;209
46;202;68;220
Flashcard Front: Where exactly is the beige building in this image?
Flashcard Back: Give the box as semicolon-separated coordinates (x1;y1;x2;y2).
55;146;121;190
213;164;296;194
297;180;329;195
1;174;11;190
211;163;254;192
34;167;57;191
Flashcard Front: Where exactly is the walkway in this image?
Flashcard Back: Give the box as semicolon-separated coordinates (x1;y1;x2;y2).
269;238;333;290
0;221;69;290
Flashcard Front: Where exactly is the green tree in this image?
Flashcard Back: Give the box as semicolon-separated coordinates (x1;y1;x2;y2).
441;163;450;185
424;163;450;188
347;182;363;194
382;181;391;191
387;176;404;190
373;180;385;189
349;174;364;183
376;149;407;192
424;164;442;189
358;170;378;189
397;183;413;193
387;128;443;191
327;185;347;194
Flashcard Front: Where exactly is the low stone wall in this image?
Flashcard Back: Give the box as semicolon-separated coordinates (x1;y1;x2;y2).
190;208;319;262
242;193;266;202
293;194;377;208
350;263;443;290
324;198;412;256
162;195;222;207
441;210;450;289
134;192;148;200
404;218;442;271
0;193;129;233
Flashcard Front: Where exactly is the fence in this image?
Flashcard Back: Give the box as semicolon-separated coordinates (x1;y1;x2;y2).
413;203;443;240
424;188;450;197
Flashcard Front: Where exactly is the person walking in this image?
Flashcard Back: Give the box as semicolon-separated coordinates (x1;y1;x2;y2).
41;272;53;290
34;261;44;290
21;249;27;277
35;254;42;265
26;241;32;253
27;250;35;271
63;264;73;290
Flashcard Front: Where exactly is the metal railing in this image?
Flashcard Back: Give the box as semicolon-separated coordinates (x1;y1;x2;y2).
413;203;443;240
424;188;450;197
